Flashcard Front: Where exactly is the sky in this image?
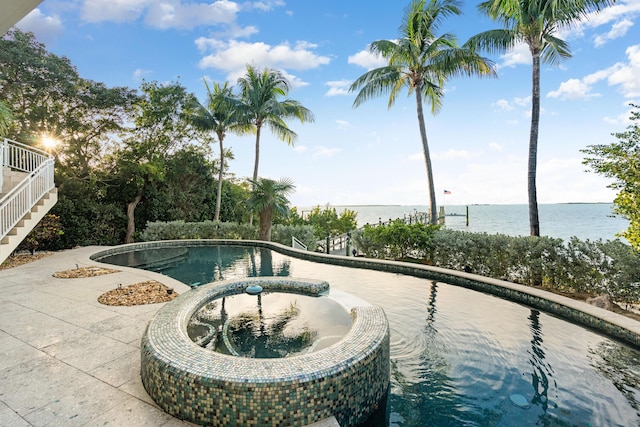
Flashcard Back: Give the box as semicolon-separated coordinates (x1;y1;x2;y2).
11;0;640;208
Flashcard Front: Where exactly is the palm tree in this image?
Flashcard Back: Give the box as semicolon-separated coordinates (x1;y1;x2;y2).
236;65;315;185
246;177;295;241
465;0;615;236
350;0;496;225
189;79;249;221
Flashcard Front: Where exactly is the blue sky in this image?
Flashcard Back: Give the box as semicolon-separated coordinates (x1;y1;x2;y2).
14;0;640;208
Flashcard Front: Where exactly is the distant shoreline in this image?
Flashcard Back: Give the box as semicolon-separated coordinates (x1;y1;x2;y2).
297;202;614;208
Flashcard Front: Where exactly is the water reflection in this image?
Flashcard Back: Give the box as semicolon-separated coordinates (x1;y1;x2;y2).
589;340;640;419
188;292;352;358
527;309;557;424
389;281;469;426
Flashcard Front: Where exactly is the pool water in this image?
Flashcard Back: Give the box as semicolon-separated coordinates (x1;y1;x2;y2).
100;245;640;426
187;292;353;358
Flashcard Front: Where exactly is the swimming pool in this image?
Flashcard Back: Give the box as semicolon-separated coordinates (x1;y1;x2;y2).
95;241;640;426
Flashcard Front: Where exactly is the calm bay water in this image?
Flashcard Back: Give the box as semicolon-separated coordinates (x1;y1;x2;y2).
323;203;629;242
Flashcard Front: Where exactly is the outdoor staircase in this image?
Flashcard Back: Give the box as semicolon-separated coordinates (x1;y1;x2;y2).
0;139;57;264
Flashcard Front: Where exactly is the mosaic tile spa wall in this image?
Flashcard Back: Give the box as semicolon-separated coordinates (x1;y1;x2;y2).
140;277;390;426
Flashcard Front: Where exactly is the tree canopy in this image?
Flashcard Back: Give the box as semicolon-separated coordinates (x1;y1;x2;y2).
582;104;640;250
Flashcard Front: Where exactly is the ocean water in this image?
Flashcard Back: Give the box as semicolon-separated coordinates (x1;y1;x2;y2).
322;203;629;243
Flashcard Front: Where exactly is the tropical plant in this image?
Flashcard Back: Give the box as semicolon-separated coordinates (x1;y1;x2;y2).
111;80;201;243
17;214;64;255
582;104;640;250
187;79;249;221
0;29;137;161
245;177;296;241
0;100;12;137
236;65;314;193
300;205;358;238
466;0;615;236
349;0;496;225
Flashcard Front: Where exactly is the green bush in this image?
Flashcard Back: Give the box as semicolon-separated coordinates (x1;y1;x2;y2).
354;225;640;303
140;220;258;241
270;224;318;250
353;221;440;260
139;221;317;250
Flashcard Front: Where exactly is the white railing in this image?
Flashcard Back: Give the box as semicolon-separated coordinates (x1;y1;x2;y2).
292;236;307;251
0;138;55;240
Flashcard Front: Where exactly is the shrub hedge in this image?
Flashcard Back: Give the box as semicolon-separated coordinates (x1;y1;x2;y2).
353;223;640;306
140;220;318;251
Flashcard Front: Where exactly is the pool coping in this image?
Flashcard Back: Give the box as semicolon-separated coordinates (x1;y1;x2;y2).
91;239;640;349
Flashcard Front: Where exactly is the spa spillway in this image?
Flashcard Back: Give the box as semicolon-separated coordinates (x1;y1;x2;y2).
140;277;390;426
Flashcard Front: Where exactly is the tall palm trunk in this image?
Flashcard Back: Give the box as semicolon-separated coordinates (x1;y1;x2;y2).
258;208;273;241
249;125;262;226
215;133;224;221
125;191;143;243
415;87;438;225
253;124;262;183
528;51;541;237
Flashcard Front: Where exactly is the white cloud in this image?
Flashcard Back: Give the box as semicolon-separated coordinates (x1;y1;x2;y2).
514;96;531;107
145;1;239;29
581;0;640;30
547;78;601;100
244;0;285;12
279;70;309;90
550;44;640;101
607;44;640;98
336;120;351;129
594;19;633;47
325;80;351;96
489;142;503;151
292;145;308;153
16;9;64;43
81;0;149;22
348;49;386;70
81;0;239;29
408;152;423;161
195;37;227;52
313;146;341;158
499;43;531;68
494;99;513;111
198;39;331;85
433;149;474;160
133;68;153;80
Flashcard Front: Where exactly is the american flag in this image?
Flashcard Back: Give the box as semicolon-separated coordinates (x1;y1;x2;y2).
444;190;452;195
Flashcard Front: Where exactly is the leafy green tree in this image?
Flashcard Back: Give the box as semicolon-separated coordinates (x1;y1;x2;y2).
188;79;250;221
246;177;296;241
17;214;64;254
0;29;77;143
57;80;138;179
0;100;12;137
582;105;640;250
51;175;126;248
236;65;315;188
153;147;217;222
111;80;202;243
350;0;495;225
466;0;615;236
303;205;358;238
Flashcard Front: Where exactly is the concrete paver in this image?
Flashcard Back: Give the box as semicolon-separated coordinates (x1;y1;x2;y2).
0;245;346;426
0;246;196;426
